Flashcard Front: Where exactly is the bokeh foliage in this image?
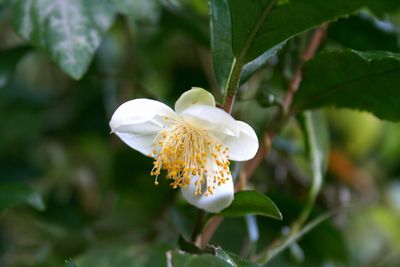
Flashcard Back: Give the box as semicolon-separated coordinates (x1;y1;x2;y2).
1;0;400;266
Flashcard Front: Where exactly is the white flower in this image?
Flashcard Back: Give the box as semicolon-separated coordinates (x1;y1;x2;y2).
109;87;259;213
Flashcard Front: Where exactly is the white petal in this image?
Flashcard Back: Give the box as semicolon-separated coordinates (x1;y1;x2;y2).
180;104;239;137
109;99;178;155
114;132;156;155
222;121;259;161
181;176;234;213
110;98;177;131
174;87;216;114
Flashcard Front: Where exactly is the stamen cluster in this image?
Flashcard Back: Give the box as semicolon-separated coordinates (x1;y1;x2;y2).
149;117;231;196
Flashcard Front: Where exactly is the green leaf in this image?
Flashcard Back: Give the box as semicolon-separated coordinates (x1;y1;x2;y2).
65;260;78;267
219;190;282;220
239;41;286;85
0;183;46;213
292;50;400;121
210;0;234;92
210;0;283;93
0;46;30;89
214;247;260;267
170;250;232;267
11;0;116;80
229;0;400;63
212;0;400;94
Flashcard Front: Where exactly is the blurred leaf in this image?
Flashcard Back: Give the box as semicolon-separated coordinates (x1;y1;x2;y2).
229;0;400;63
371;206;400;250
257;211;336;264
301;111;326;201
0;183;45;213
112;0;161;22
75;244;146;267
300;111;330;175
329;14;400;52
292;50;400;121
65;260;78;267
300;219;348;264
161;3;209;47
219;190;282;220
11;0;116;79
0;46;30;89
328;109;381;158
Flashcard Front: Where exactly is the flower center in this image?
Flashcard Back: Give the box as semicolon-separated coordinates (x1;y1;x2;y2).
149;118;231;196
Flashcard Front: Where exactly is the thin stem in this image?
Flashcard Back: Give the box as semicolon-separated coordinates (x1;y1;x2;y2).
223;93;237;114
200;216;223;247
191;209;207;244
296;112;323;226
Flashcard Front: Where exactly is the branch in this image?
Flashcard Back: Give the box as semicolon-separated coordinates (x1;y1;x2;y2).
282;23;328;113
199;23;328;248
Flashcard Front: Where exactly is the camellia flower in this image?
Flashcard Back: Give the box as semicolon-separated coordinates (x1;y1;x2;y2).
109;87;258;213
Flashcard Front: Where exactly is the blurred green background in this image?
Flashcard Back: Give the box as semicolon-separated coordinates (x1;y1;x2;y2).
1;1;400;266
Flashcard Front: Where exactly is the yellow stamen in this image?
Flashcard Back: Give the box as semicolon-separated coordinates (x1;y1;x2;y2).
150;120;230;196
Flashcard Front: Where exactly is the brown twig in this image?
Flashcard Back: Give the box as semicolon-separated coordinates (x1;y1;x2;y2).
199;24;328;248
282;23;328;113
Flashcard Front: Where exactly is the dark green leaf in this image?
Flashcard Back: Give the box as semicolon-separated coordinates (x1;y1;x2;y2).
219;190;282;220
329;15;400;52
11;0;116;79
0;183;45;213
292;50;400;121
0;46;30;89
210;0;234;92
229;0;400;62
178;235;209;254
239;41;286;85
65;260;78;267
210;0;283;93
